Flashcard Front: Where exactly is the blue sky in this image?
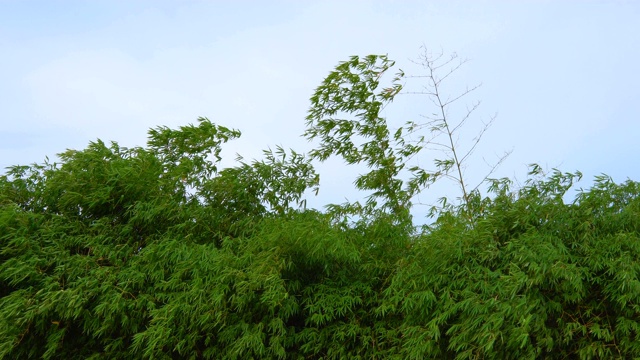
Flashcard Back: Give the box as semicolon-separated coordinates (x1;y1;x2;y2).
1;0;638;219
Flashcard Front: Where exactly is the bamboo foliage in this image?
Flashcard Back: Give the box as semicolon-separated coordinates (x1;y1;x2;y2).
1;52;639;359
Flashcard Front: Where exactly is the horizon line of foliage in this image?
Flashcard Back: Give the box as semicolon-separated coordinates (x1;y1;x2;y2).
2;52;640;359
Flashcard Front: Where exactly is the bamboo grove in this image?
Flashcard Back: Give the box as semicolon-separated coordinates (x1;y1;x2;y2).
1;51;639;359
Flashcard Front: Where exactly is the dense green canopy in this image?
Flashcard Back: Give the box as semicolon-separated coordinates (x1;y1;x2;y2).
2;54;639;359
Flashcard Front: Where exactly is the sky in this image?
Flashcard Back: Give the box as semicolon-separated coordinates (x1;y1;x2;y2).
1;0;638;220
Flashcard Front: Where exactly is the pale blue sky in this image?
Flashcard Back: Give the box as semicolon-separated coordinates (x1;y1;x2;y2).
1;0;638;219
